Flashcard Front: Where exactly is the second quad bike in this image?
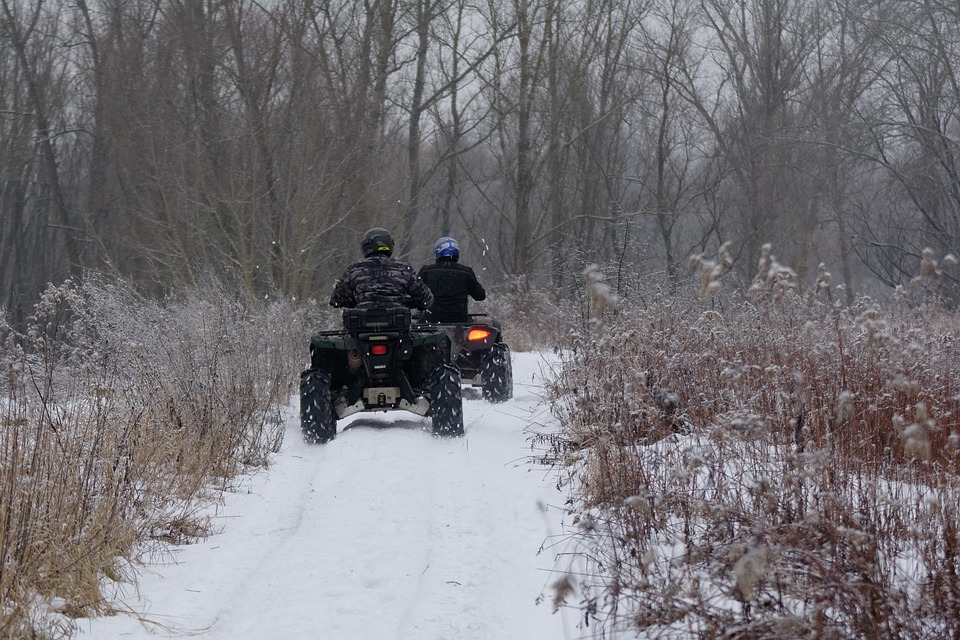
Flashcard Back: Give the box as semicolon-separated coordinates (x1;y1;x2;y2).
431;315;513;403
299;307;463;444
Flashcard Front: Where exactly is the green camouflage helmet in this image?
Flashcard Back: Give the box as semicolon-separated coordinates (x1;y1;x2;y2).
361;227;393;257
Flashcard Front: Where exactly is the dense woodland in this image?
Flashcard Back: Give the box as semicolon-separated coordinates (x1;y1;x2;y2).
2;0;960;319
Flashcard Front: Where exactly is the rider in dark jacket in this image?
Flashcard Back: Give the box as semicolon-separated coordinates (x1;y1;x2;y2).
330;228;434;311
418;237;485;323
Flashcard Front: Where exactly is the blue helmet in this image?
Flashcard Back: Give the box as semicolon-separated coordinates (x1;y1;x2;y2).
434;236;459;259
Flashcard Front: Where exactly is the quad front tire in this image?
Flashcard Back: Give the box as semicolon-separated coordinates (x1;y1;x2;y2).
300;369;338;444
480;343;513;403
429;363;464;437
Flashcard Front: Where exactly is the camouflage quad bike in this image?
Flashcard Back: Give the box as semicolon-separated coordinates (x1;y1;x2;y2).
299;307;463;444
431;315;513;403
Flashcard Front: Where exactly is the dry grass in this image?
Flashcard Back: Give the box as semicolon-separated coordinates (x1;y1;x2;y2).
546;268;960;638
480;275;580;352
0;277;304;638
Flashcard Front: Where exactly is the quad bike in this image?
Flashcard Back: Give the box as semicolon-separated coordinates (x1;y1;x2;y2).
428;315;513;403
299;307;463;444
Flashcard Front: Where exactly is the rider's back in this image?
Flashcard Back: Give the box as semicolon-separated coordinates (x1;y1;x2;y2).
331;255;431;309
418;260;485;323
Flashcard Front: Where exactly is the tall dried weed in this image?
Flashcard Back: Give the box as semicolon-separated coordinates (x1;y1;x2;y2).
547;259;960;638
0;276;304;637
480;275;578;351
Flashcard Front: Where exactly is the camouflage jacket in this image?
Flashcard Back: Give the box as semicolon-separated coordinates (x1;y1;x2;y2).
329;255;435;310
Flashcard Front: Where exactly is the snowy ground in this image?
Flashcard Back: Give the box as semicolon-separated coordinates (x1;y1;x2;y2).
78;352;578;640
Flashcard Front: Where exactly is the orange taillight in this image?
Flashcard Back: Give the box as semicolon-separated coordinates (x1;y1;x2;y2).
467;328;492;342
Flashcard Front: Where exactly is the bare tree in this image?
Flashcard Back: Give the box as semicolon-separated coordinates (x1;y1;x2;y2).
627;0;707;288
800;0;890;303
855;0;960;297
394;0;504;257
680;0;818;280
0;0;80;321
5;0;960;317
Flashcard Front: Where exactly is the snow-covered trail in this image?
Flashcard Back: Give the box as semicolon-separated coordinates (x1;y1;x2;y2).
80;352;574;640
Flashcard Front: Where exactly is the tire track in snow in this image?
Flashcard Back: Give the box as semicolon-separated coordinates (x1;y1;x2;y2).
79;353;569;640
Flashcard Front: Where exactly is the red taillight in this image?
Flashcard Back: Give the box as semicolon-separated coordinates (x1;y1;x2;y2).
370;344;388;355
467;328;491;342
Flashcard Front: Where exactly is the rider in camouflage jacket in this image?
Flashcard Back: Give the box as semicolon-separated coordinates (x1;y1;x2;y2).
329;228;434;311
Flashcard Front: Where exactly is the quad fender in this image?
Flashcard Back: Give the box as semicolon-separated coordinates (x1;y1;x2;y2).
309;334;349;388
410;329;447;347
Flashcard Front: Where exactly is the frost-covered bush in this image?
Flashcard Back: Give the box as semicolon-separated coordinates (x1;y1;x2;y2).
480;275;578;351
0;276;306;637
546;277;960;638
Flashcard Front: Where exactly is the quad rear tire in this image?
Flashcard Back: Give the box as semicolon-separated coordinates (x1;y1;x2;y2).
429;363;464;437
300;369;337;444
481;342;513;403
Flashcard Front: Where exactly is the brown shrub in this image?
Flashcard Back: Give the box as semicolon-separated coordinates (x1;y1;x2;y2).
547;283;960;638
0;277;304;637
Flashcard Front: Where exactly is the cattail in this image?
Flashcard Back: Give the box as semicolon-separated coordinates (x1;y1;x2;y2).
836;390;853;424
903;406;933;460
921;247;938;278
815;262;832;296
551;574;576;612
749;243;796;298
718;241;733;267
923;492;940;514
948;433;960;450
624;494;652;517
583;264;619;326
689;254;723;299
641;548;657;573
732;545;768;601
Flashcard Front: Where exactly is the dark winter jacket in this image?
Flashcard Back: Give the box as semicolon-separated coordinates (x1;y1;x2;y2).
418;259;486;323
330;255;434;310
